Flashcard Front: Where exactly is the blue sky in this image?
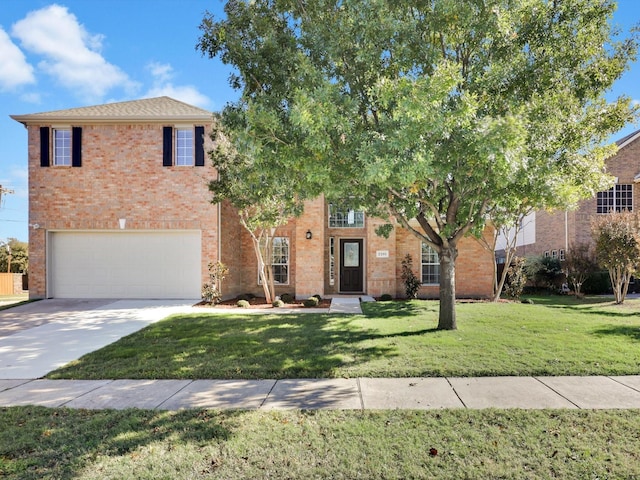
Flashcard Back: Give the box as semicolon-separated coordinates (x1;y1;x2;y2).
1;1;639;242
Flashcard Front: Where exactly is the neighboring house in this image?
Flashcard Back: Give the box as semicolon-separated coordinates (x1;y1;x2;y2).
12;96;494;300
501;128;640;261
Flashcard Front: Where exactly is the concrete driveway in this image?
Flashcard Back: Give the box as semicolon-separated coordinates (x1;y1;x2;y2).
0;299;199;379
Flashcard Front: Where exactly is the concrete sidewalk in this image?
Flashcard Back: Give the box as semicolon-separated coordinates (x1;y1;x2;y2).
1;375;640;410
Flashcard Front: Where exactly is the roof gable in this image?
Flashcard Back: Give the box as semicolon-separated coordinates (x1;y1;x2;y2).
615;128;640;150
11;96;212;125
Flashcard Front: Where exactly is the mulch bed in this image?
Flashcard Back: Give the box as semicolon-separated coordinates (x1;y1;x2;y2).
196;296;332;309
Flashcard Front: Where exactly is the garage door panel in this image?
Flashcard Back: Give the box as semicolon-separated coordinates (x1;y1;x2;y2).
50;231;201;299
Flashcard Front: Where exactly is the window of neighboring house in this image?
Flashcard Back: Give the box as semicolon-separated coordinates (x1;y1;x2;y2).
544;251;550;258
551;250;558;259
421;243;440;285
53;129;71;166
559;249;565;261
328;204;365;228
329;237;335;286
596;184;633;213
175;128;194;166
259;237;289;285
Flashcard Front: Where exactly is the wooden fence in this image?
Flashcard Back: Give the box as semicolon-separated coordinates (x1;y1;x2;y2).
0;273;22;295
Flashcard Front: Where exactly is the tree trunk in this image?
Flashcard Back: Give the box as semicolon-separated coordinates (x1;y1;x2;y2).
438;245;458;330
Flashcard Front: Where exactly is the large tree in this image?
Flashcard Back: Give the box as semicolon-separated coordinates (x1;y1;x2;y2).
199;0;638;329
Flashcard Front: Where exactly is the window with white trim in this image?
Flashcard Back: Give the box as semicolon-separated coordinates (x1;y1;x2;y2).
597;184;633;213
259;237;289;285
551;250;558;259
53;129;71;166
559;249;565;261
175;128;194;166
328;204;365;228
421;243;440;285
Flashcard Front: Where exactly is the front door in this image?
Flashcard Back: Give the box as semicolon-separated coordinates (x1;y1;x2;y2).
340;239;363;292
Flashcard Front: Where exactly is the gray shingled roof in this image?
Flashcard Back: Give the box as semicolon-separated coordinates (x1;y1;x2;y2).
11;96;213;125
615;128;640;149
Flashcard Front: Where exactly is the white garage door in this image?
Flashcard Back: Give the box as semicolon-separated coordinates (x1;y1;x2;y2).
49;231;201;298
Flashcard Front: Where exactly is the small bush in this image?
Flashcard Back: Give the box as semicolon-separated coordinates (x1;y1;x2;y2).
312;294;322;301
401;254;421;299
272;299;285;308
236;299;250;308
280;293;294;304
237;294;250;302
380;293;393;301
303;297;320;308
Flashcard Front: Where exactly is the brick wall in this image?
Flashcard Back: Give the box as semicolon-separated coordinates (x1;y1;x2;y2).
27;123;219;298
527;136;640;258
395;224;494;299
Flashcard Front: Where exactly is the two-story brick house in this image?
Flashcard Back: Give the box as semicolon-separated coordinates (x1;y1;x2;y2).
508;128;640;262
12;96;494;301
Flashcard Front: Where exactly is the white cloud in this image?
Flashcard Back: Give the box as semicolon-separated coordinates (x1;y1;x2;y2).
0;27;35;90
11;4;138;100
144;62;210;108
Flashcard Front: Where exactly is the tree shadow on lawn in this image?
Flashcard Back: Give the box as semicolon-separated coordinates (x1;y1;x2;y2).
49;312;439;380
0;406;240;479
592;325;640;341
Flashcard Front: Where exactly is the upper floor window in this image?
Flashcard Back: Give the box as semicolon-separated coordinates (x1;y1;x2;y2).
328;204;365;228
39;126;82;167
175;128;194;166
53;129;71;166
596;184;633;213
421;243;440;285
163;125;205;167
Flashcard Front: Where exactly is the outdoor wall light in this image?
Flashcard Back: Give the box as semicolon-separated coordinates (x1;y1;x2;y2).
306;230;312;240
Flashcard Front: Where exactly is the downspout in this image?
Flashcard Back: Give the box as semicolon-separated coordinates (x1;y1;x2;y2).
565;210;568;252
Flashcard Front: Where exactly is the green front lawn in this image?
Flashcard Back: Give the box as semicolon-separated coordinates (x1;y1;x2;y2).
1;407;639;479
47;296;640;380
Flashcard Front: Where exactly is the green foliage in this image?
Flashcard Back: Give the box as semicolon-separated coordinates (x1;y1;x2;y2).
504;257;527;300
201;261;229;304
280;293;294;304
272;299;285;308
563;243;598;297
312;294;322;301
525;256;563;290
379;294;393;301
583;270;612;295
400;254;421;299
236;299;250;308
592;211;640;304
0;238;28;274
198;0;639;328
303;297;320;308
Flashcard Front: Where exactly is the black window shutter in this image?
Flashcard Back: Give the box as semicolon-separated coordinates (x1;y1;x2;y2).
163;126;173;166
72;127;82;167
40;127;50;167
195;126;205;166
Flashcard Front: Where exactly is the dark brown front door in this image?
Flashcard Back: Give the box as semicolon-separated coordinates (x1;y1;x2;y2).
340;239;363;292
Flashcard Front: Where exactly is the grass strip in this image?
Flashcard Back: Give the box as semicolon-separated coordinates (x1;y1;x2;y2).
1;407;639;479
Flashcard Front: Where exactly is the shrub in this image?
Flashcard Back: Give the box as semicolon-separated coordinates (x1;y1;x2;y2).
236;299;250;308
303;297;320;307
280;293;294;303
401;254;421;299
582;270;612;295
524;255;563;290
272;299;285;307
312;294;322;301
201;261;229;304
380;293;393;301
504;257;527;300
237;294;250;301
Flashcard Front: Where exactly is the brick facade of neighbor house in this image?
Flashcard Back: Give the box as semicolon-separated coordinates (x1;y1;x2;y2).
13;96;495;301
517;129;640;260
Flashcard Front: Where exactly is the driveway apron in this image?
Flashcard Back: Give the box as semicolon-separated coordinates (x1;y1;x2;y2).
0;299;198;379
